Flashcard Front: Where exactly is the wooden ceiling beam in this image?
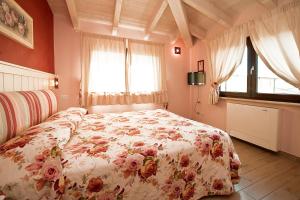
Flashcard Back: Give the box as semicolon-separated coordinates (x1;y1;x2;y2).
79;18;171;43
65;0;79;30
167;0;193;47
79;17;171;37
190;24;206;40
182;0;232;28
80;17;170;36
112;0;123;35
145;0;168;40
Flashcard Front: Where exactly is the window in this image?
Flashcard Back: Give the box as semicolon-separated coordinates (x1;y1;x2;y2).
81;34;167;106
128;42;162;93
87;38;164;95
220;47;248;93
87;37;126;94
129;54;159;93
257;57;300;95
89;50;126;93
220;37;300;103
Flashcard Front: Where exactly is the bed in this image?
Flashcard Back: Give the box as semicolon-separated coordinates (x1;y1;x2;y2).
0;90;240;200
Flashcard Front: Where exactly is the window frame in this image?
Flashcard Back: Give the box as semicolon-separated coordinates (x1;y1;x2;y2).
220;37;300;103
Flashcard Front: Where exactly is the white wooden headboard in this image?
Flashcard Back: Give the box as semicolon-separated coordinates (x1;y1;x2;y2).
0;61;55;92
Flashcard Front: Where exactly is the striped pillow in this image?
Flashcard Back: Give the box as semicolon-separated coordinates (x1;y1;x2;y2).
0;90;57;144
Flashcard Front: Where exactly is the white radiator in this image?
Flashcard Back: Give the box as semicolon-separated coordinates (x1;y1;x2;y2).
226;103;279;151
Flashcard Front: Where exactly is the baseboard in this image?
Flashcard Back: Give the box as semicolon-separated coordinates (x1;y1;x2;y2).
278;151;300;161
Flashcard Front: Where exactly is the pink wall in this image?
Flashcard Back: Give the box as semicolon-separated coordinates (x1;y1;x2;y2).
53;15;191;117
165;40;191;118
54;15;81;110
0;0;54;73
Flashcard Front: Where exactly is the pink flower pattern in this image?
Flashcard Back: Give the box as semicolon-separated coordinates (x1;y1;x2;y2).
41;158;62;181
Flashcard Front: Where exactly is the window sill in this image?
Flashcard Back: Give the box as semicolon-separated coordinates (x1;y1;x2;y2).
220;97;300;108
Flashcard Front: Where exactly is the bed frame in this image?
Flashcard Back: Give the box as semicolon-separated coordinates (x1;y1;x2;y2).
0;61;55;92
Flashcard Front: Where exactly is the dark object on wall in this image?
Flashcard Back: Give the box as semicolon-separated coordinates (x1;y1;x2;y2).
187;72;205;85
198;60;204;72
174;47;181;54
54;76;59;89
188;60;205;85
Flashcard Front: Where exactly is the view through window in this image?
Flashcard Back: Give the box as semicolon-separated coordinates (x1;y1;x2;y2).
220;37;300;102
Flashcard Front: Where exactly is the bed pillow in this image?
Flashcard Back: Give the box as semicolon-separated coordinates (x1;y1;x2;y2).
66;107;88;115
47;107;87;127
0;90;57;144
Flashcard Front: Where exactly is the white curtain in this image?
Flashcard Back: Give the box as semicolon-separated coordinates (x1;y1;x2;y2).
208;25;247;104
81;33;127;106
128;40;168;103
249;1;300;88
81;33;167;106
88;37;126;93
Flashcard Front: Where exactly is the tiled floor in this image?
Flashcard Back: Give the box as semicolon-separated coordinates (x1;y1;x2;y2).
202;138;300;200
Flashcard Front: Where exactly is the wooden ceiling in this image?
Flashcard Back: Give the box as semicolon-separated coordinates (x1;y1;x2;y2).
47;0;280;46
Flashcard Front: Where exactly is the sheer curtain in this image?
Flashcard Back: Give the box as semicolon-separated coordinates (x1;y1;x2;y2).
81;33;127;106
249;1;300;88
81;33;167;106
208;25;247;104
128;40;168;103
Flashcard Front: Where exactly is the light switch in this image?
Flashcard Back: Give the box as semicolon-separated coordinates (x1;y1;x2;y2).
61;95;69;100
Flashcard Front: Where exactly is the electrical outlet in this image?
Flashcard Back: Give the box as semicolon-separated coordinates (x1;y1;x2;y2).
61;95;69;100
196;111;204;116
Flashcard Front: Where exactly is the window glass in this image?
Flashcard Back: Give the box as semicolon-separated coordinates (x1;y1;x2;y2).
128;42;162;93
129;54;159;93
88;50;126;93
257;57;300;95
220;47;247;93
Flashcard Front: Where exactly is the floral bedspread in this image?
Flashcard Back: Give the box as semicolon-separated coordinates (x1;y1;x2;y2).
0;109;240;200
0;119;74;199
